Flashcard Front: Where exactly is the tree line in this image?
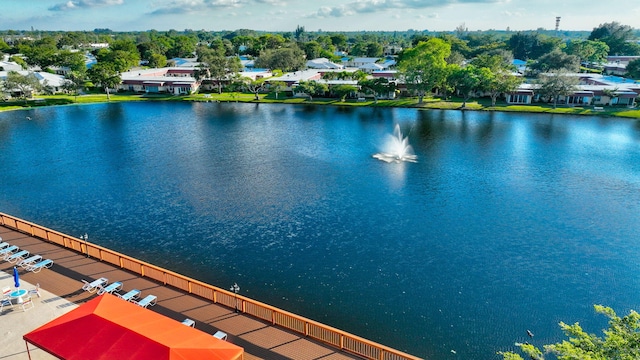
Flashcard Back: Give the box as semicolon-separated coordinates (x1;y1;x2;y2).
1;22;639;104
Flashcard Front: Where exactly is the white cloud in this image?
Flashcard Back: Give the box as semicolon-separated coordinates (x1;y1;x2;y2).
305;0;503;18
253;0;289;5
49;0;123;11
149;0;246;15
501;10;522;17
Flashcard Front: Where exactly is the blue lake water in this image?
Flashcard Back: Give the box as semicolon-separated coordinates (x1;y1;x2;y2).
2;102;640;359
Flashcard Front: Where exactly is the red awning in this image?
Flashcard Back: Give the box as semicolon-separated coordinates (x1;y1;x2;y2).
23;294;243;360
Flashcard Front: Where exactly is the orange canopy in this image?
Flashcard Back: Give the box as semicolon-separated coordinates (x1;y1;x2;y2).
23;293;243;360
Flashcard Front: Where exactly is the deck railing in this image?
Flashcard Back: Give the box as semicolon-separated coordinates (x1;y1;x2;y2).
0;212;422;360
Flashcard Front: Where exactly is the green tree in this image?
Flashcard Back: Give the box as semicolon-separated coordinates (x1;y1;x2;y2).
0;39;10;54
359;77;396;103
148;53;167;68
57;31;89;49
56;50;87;73
500;305;640;360
95;39;140;73
19;37;58;69
365;42;383;57
1;71;42;103
87;62;121;100
529;49;580;75
331;84;358;101
166;35;198;58
439;33;471;59
564;40;610;64
507;32;560;60
268;80;287;99
486;71;523;106
536;69;579;108
294;25;305;41
197;48;242;94
241;77;264;100
302;41;325;60
295;80;328;101
589;22;640;56
448;65;492;108
63;70;86;101
254;46;306;72
330;34;347;50
397;38;451;103
471;54;509;72
626;58;640;79
9;56;28;70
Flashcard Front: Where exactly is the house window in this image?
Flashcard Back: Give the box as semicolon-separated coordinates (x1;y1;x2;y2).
509;94;529;104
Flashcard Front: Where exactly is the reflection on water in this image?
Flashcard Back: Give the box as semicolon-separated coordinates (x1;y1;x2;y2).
1;103;640;359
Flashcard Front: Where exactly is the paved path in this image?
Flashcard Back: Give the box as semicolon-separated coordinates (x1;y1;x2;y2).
0;269;76;360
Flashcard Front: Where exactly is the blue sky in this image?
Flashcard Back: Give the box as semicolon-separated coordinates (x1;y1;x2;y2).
1;0;639;33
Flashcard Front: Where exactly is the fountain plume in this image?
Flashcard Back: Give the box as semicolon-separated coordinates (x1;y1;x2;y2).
373;124;418;163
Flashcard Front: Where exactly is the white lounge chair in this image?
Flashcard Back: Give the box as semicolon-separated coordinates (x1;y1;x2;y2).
5;250;29;263
20;296;34;311
28;283;41;298
97;281;123;295
81;278;108;293
0;242;10;249
181;318;195;327
27;259;54;273
18;255;42;269
1;286;11;299
117;289;140;302
135;295;157;308
213;331;228;341
0;245;18;256
0;297;12;312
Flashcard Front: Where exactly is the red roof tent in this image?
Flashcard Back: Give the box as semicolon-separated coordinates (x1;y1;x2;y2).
23;294;244;360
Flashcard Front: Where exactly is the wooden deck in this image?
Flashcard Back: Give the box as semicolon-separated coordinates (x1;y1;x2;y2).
1;225;362;360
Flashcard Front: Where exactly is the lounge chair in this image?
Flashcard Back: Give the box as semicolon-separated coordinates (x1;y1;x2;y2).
97;281;123;295
0;297;12;312
27;259;54;273
5;249;29;263
181;318;195;327
135;294;157;308
18;255;42;269
1;286;11;299
20;296;34;311
213;331;228;341
28;283;41;298
0;245;18;256
117;289;140;302
0;242;10;249
81;277;108;293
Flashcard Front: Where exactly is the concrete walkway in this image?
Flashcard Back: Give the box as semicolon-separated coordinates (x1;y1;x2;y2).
0;270;78;360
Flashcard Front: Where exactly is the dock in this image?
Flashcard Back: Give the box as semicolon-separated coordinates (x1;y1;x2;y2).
0;213;422;360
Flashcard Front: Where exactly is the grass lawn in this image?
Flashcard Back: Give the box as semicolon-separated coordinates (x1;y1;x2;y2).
2;92;639;120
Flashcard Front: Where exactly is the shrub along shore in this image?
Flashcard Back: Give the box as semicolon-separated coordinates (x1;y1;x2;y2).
1;92;639;119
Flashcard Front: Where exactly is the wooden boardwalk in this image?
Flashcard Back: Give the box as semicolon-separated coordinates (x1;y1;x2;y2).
1;225;362;360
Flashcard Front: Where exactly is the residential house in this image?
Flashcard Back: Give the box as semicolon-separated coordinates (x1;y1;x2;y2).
507;73;639;106
264;70;323;88
0;60;23;72
119;67;199;95
237;70;273;81
0;70;67;97
383;45;402;56
306;58;344;70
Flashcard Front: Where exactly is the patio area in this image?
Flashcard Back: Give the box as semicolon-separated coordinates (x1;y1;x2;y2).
0;226;362;360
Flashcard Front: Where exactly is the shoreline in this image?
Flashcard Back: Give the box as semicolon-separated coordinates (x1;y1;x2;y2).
2;92;639;119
